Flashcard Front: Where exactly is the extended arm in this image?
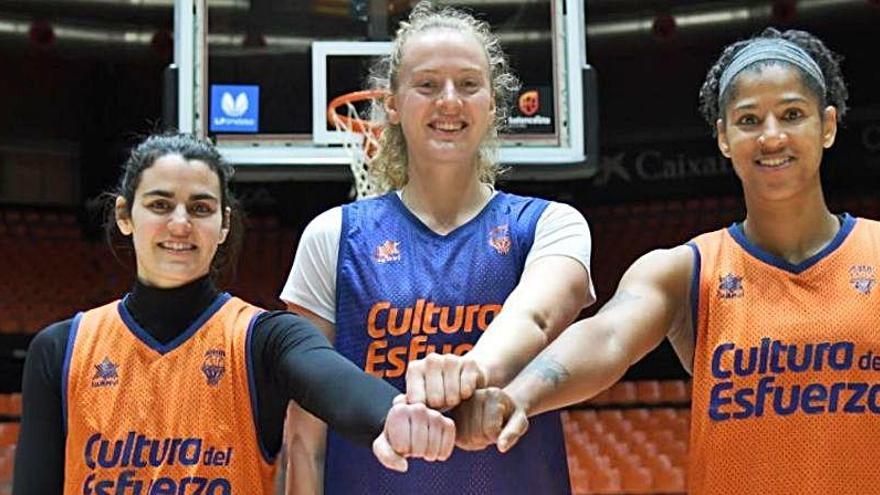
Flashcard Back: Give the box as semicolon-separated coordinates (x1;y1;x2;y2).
406;203;595;409
266;310;393;447
278;210;340;494
495;246;695;450
270;307;453;488
282;306;333;495
406;254;589;408
467;254;591;386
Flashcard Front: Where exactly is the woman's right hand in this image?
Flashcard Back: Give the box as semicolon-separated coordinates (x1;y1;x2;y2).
405;353;488;409
451;387;530;453
372;395;456;472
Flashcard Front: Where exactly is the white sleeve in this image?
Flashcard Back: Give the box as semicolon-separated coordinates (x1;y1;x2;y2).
278;207;342;323
524;201;597;305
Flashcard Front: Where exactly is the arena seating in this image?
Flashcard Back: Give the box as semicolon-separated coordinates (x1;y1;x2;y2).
4;195;879;333
582;196;746;313
563;379;691;494
0;211;294;334
0;394;19;495
1;193;878;492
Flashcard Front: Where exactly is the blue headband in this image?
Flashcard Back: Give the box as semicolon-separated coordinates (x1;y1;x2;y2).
719;38;825;105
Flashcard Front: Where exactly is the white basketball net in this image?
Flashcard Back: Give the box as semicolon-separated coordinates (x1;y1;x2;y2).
330;97;382;200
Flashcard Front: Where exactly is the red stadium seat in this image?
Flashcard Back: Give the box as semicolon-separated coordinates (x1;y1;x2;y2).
659;380;690;403
566;457;590;494
622;408;650;427
589;466;622;494
7;396;20;417
0;210;298;333
636;380;662;403
0;448;14;494
653;465;686;493
0;424;19;447
620;461;653;494
609;381;638;405
632;438;659;462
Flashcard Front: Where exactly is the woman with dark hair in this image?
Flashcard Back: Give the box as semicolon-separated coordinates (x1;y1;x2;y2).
454;28;880;494
13;133;454;495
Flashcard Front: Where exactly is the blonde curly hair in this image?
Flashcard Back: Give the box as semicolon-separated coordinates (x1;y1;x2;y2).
367;1;520;192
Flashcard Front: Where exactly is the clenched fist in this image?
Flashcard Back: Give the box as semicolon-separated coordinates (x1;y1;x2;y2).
452;387;530;453
373;395;456;472
405;353;488;409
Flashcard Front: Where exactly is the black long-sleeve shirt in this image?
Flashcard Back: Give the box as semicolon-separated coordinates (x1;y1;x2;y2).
13;276;397;494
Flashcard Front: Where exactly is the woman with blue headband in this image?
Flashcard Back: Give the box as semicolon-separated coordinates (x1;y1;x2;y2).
442;28;880;494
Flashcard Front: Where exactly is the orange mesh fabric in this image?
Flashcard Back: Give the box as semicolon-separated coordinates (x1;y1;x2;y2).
64;296;275;495
688;217;880;495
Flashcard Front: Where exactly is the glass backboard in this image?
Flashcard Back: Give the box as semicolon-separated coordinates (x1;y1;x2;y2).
175;0;595;180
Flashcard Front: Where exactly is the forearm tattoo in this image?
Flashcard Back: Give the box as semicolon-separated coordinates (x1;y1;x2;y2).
596;290;641;315
522;356;570;387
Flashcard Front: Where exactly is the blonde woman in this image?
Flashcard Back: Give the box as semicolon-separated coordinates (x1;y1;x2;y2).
281;2;594;493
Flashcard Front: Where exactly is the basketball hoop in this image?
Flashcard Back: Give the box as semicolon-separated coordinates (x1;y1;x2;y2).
327;89;386;200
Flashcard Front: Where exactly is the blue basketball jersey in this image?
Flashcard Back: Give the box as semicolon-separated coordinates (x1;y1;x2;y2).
325;191;571;494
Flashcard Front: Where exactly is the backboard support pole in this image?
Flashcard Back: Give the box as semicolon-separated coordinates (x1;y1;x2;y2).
173;0;195;133
368;0;389;41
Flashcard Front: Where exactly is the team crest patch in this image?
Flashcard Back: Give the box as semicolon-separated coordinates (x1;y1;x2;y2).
488;224;511;255
374;240;401;264
92;356;119;388
849;265;876;295
202;349;226;386
717;273;744;299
